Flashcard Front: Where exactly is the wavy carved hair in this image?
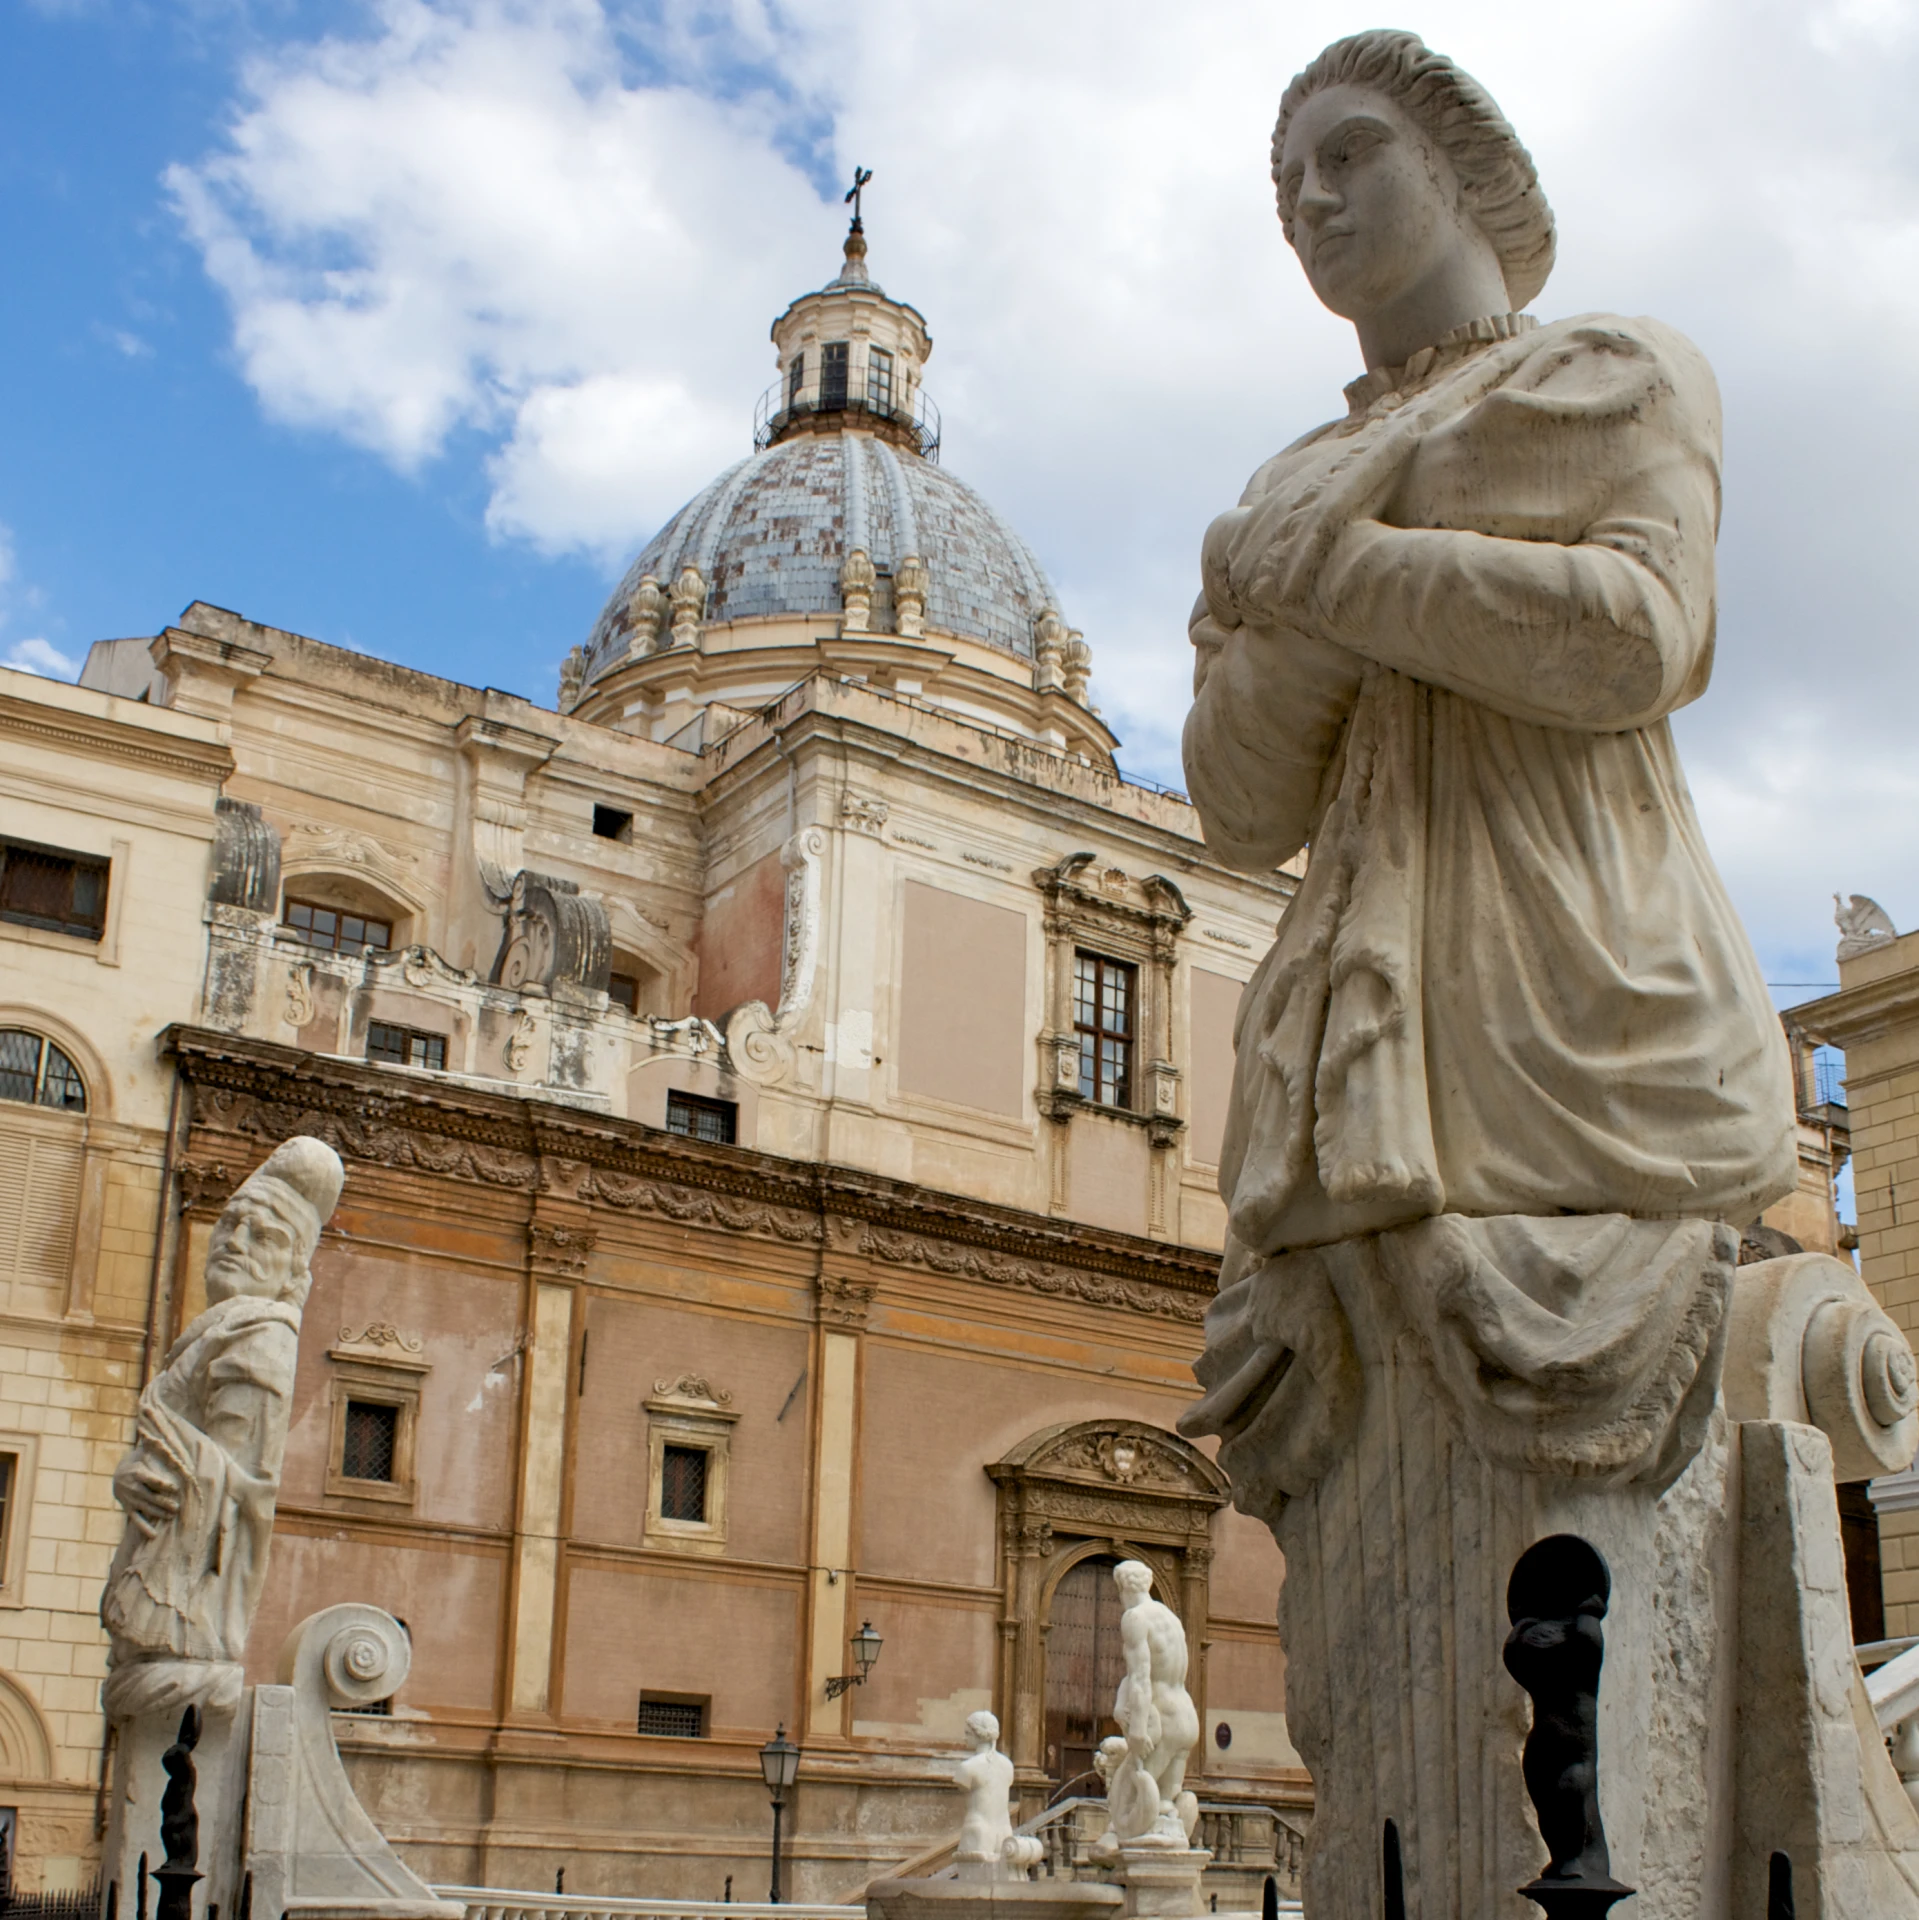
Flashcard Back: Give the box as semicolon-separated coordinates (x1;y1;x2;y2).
1272;30;1556;309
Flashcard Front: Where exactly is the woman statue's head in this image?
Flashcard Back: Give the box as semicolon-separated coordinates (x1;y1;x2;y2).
1272;32;1554;361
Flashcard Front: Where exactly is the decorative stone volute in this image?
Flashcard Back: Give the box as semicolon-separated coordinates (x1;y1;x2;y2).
557;647;586;713
840;548;877;633
667;565;706;650
895;553;928;638
1063;633;1092;704
208;797;282;915
1034;609;1066;693
626;572;668;655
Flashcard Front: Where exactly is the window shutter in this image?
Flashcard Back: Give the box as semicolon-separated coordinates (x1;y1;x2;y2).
0;1115;82;1309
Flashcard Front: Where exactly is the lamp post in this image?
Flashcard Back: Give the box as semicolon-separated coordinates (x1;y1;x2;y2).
823;1620;884;1701
758;1723;801;1903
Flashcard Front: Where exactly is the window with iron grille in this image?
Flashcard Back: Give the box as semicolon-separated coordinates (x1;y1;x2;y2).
366;1022;446;1071
341;1400;400;1481
637;1693;707;1738
0;839;108;941
0;1031;86;1112
285;898;392;956
787;353;805;409
665;1091;736;1144
660;1444;708;1522
866;347;894;413
821;341;850;409
1074;952;1136;1108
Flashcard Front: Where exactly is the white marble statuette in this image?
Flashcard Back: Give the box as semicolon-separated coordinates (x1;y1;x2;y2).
101;1136;344;1719
1093;1564;1198;1855
953;1709;1016;1869
1175;27;1919;1919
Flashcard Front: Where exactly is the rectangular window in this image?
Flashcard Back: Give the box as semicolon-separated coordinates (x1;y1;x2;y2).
660;1443;709;1522
637;1693;708;1738
866;347;894;413
665;1091;736;1144
366;1023;447;1071
1074;952;1136;1109
0;839;109;941
592;804;632;841
607;971;641;1015
787;353;805;409
286;898;392;956
341;1400;400;1482
0;1456;14;1585
821;341;849;409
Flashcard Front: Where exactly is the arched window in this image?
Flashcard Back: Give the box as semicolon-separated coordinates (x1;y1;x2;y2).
0;1031;86;1112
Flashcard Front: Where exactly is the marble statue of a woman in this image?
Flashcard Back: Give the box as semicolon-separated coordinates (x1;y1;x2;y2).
101;1137;344;1719
1173;31;1828;1918
1180;27;1796;1504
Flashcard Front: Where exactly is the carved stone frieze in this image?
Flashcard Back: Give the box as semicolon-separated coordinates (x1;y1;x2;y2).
580;1166;823;1244
527;1221;597;1276
168;1030;1217;1324
858;1225;1204;1324
190;1080;538;1191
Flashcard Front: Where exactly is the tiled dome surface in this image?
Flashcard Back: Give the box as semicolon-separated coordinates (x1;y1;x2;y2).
585;432;1058;677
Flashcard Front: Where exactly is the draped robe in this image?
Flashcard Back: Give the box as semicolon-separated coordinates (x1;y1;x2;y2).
1184;312;1796;1260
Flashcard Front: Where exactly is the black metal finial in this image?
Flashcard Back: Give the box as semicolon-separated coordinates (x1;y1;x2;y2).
1768;1853;1795;1920
152;1707;203;1920
844;166;873;231
1503;1535;1635;1918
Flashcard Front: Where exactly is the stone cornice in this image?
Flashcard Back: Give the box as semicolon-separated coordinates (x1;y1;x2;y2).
700;690;1292;904
1790;975;1919;1050
0;692;233;786
163;1026;1218;1319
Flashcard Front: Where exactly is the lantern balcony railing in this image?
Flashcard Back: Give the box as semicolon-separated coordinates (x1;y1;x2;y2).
754;380;940;461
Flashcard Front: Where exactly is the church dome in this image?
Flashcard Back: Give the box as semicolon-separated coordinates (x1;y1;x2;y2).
565;200;1103;760
583;430;1060;678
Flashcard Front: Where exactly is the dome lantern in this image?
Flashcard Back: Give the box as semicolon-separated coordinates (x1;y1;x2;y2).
755;189;938;461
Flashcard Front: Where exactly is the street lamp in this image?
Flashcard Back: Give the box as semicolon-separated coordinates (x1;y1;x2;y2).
823;1620;884;1700
758;1723;802;1903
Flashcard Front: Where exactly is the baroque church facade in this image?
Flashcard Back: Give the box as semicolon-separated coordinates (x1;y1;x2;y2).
0;218;1313;1899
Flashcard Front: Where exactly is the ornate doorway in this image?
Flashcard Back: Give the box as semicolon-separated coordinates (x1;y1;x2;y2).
987;1419;1230;1814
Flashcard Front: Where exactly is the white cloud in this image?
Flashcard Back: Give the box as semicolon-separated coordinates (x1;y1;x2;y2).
168;0;1919;972
2;637;82;681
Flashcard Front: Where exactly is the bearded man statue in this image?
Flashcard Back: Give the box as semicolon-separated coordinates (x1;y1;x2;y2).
102;1137;344;1719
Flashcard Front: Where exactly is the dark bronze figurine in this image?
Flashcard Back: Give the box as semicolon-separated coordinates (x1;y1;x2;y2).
1503;1535;1635;1917
152;1706;203;1920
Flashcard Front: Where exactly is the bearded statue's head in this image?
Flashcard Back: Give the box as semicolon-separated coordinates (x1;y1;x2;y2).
203;1136;345;1311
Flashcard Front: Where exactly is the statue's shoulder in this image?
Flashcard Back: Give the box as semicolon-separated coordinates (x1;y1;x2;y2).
1513;312;1720;414
168;1297;302;1389
1239;418;1344;505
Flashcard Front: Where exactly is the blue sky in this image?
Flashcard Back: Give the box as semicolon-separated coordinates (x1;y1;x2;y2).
5;0;1919;995
0;2;608;695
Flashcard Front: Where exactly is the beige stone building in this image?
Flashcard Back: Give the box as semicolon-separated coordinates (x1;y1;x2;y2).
1797;915;1919;1640
0;219;1313;1900
0;669;230;1888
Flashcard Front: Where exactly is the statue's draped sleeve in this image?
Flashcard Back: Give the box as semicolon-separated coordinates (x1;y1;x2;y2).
1305;321;1722;731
